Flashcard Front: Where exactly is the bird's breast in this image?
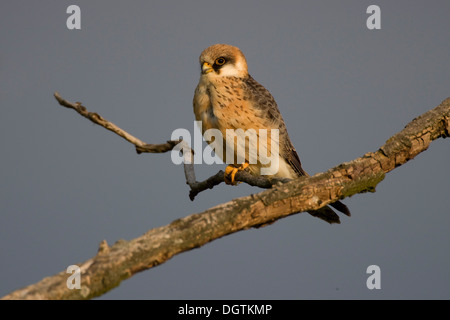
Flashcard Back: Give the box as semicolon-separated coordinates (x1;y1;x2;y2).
194;82;218;132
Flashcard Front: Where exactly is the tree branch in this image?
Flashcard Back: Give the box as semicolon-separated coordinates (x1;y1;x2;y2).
54;92;289;200
3;96;449;300
54;91;182;153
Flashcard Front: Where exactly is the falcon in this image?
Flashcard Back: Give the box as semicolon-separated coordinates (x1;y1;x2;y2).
193;44;350;223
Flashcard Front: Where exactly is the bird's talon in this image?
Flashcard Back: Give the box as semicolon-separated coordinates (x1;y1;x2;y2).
224;163;249;185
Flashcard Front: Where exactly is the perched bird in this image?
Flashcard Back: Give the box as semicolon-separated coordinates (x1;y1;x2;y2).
193;44;350;223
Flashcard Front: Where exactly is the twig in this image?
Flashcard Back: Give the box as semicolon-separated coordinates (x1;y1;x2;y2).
188;170;291;200
54;92;149;148
54;92;288;200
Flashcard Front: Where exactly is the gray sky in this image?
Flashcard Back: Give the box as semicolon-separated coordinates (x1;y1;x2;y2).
1;1;449;299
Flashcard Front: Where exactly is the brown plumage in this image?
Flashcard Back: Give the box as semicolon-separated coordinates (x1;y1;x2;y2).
193;44;350;223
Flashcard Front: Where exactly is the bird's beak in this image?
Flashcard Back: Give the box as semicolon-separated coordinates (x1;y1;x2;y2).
201;62;213;74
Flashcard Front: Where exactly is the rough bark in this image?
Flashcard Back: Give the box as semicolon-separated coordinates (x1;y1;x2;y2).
2;96;449;300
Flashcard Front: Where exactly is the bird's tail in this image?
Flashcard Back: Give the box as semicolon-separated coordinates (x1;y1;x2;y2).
307;200;351;224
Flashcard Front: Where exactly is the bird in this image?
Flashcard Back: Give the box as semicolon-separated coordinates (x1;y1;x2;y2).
193;44;350;223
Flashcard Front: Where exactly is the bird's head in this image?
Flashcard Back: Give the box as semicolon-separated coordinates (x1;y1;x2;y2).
198;44;248;78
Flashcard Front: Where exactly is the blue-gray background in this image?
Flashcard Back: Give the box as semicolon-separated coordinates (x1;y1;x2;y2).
1;1;449;299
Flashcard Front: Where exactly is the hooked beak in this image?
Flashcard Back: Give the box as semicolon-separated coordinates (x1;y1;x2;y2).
201;62;213;74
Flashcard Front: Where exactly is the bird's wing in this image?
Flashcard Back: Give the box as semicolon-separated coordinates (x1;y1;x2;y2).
241;76;351;218
242;75;307;177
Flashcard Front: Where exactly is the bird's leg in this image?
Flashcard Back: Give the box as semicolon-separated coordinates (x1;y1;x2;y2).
224;162;249;185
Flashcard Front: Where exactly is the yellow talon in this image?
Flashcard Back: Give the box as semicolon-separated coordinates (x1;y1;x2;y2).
224;162;249;185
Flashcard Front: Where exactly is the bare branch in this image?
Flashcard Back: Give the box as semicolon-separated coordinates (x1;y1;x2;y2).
188;170;291;200
135;140;181;154
54;92;149;148
3;96;448;300
54;92;291;200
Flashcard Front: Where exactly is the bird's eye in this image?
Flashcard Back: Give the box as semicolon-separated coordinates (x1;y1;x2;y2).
215;57;226;66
